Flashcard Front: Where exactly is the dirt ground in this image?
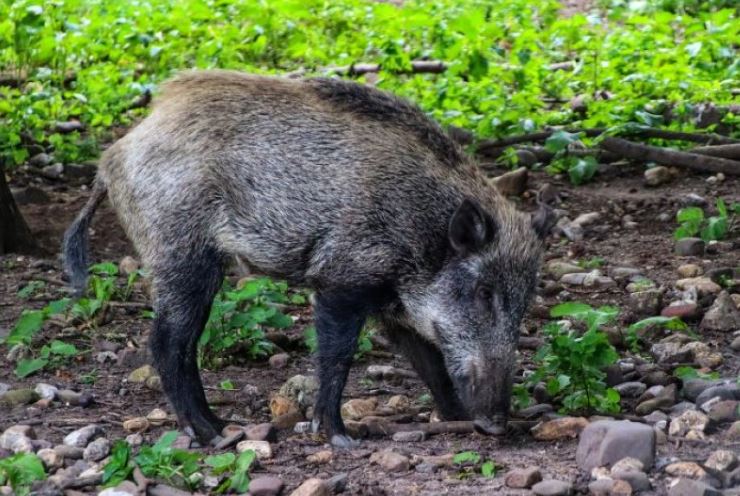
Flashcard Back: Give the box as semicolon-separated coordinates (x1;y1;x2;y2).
1;161;739;495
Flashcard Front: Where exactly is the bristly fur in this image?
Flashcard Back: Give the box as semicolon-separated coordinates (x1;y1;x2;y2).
64;70;550;444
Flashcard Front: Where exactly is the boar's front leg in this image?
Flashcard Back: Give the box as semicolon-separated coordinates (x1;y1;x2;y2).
383;325;469;421
311;286;391;448
149;246;225;444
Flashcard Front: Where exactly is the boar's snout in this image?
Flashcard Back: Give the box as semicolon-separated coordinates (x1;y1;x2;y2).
473;415;507;436
455;356;513;436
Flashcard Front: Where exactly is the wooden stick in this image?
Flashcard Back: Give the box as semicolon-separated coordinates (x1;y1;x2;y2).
690;143;740;160
362;419;538;437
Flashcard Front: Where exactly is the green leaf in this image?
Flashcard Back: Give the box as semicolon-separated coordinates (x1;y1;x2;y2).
15;358;48;378
544;130;581;153
550;302;592;318
0;453;46;494
90;262;118;276
220;380;236;390
568;157;598;185
49;340;78;356
481;460;497;478
676;207;704;223
453;451;481;465
5;310;45;346
102;441;134;487
204;452;235;474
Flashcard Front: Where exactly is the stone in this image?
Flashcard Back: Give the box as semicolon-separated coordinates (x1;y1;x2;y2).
146;408;169;426
629;290;662;315
707;400;739;423
0;425;34;453
588;479;632;496
148;485;193;496
675;238;705;256
128;365;157;383
245;423;277;442
492;167;528;197
576;421;656;472
63;425;102;448
306;450;333;465
661;302;700;320
546;261;584;279
145;375;162;391
610;457;644;473
668;479;721;496
270;394;300;418
677;264;703;278
386;394;411;412
269;353;289;369
289;478;329;496
532;417;589;440
728;421;740;440
704;449;737;472
391;430;426;442
612;470;651;491
669;410;709;437
272;411;303;431
0;389;40;408
700;291;740;331
665;462;707;479
532;479;573;496
279;375;319;411
118;256;140;276
54;444;84;459
56;389;93;407
644;166;672;186
695;384;740;407
37;448;63;471
731;335;740;351
54;120;84;133
573;212;601;227
614;382;646;398
99;480;140;496
249;476;284;496
340;398;378;420
236;440;272;459
83;437;111;462
29;152;53;167
675;277;720;297
34;383;58;401
325;473;347;494
505;467;542;488
683;379;727;402
123;417;150;433
41;163;64;179
369;450;410;472
560;271;616;288
651;341;692;364
518;403;554;419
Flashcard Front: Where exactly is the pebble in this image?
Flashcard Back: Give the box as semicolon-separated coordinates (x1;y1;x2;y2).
704;449;737;472
289;478;329;496
37;448;63;471
236;440;272;459
386;394;411;412
707;400;739;423
118;256;140;276
83;437;111;462
588;478;632;496
369;450;410;472
560;271;616;288
40;163;64;179
674;277;721;297
731;336;740;351
57;389;93;407
629;289;663;315
661;302;700;320
340;398;377;420
677;264;703;278
675;238;705;256
492;167;528;196
306;450;333;465
669;410;709;438
532;479;574;496
279;375;319;411
614;382;646;398
125;433;143;447
146;408;169;426
248;476;284;496
576;420;656;472
532;417;589;440
391;430;426;442
29;152;53;167
63;424;102;448
128;365;157;383
246;423;277;442
695;384;740;406
612;469;651;491
665;462;707;479
34;383;58;401
668;478;721;496
365;364;416;380
123;417;150;433
0;389;40;408
54;444;84;459
269;353;290;369
546;260;585;279
700;291;740;331
644;166;672;186
270;394;300;418
214;430;244;450
0;425;34;453
505;467;543;488
99;481;139;496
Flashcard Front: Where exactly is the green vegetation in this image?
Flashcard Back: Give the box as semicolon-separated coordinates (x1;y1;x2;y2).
674;198;740;242
0;453;46;496
303;323;374;359
453;451;498;479
1;0;736;174
103;432;257;492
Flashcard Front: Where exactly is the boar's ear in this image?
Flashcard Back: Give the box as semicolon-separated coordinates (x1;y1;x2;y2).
531;203;556;239
449;198;496;254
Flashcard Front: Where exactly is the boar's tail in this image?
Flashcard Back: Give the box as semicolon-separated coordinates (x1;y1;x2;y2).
62;179;108;297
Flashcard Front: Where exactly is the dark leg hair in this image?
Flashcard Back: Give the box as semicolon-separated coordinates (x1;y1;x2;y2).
311;285;393;448
383;325;469;421
149;244;225;443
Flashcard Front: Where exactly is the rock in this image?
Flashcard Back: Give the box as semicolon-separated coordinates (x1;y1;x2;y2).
560;271;616;288
576;421;656;472
0;389;40;408
505;467;543;488
391;430;426;442
54;444;84;459
83;437;111;462
270;394;300;418
651;341;691;365
675;277;720;297
728;421;740;440
665;462;707;479
644;166;672;186
683;379;727;402
145;408;168;427
56;389;93;407
635;395;675;416
306;450;333;465
612;470;651;491
700;291;740;331
610;457;644;473
629;289;662;315
12;185;51;205
668;478;721;496
249;476;284;496
214;430;244;450
29;152;53;167
588;479;632;496
731;335;740;351
289;478;329;496
236;440;272;459
63;425;102;448
704;449;737;472
99;481;140;496
532;417;589;440
546;261;584;279
386;394;411;412
37;448;63;471
573;212;601;227
492;167;528;197
675;238;705;256
341;398;377;420
64;162;96;181
0;425;34;453
148;484;193;496
118;256;140;276
272;411;303;431
695;384;740;407
145;375;162;391
128;365;157;383
369;450;410;472
41;163;64;179
661;302;700;320
707;400;739;423
54;120;84;133
122;417;149;433
279;375;319;411
677;264;703;278
532;479;574;496
614;382;646;398
325;473;348;494
245;423;277;442
518;403;554;419
669;410;709;437
269;353;289;369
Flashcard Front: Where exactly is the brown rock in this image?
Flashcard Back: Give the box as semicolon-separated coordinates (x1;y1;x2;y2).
289;478;329;496
532;417;589;440
665;461;707;479
270;394;300;418
341;398;378;421
369;450;410;472
306;450;332;465
505;467;543;488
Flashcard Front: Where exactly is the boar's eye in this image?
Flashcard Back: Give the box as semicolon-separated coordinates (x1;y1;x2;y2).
475;286;493;307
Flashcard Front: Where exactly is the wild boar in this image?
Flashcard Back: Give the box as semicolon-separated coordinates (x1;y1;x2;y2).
63;70;553;447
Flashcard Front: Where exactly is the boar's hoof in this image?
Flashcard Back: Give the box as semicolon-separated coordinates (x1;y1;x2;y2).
209;434;225;447
311;418;321;434
473;417;507;436
331;434;360;449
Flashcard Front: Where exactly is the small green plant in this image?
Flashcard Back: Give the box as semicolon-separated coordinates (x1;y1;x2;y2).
674;198;739;242
543;131;598;185
15;339;79;378
219;379;236;390
624;315;689;353
577;257;605;270
0;453;46;496
453;451;498;479
204;451;257;493
527;302;621;414
17;281;45;299
303;324;374;359
134;432;203;490
673;366;719;381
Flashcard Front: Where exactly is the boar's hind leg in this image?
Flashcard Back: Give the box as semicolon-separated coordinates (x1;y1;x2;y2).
385;327;469;421
311;286;391;449
149;245;225;444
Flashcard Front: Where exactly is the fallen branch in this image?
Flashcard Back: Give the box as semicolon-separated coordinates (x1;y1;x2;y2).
362;419;538;437
690;143;740;160
599;137;740;176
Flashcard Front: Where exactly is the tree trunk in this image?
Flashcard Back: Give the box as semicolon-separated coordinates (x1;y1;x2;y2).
0;161;38;254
